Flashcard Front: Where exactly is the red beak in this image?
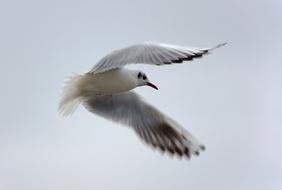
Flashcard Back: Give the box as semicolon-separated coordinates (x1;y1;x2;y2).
146;82;158;90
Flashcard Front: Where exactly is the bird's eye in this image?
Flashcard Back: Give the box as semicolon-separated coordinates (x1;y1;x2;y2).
137;72;142;78
143;75;147;80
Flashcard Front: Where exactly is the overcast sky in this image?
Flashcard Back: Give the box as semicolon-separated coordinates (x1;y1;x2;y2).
0;0;281;190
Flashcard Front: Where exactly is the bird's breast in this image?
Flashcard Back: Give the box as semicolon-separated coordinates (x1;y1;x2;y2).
82;69;136;96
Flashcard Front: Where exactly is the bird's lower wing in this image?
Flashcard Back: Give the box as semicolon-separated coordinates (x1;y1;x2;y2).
83;91;205;158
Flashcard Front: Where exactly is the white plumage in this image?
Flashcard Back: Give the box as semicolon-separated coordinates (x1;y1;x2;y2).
59;42;226;159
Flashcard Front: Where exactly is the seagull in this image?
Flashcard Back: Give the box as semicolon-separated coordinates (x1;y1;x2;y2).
59;42;226;159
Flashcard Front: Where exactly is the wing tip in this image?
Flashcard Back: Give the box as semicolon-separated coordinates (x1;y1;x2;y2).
210;42;228;50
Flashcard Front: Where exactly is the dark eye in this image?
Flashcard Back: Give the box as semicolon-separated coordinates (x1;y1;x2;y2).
143;75;147;80
137;72;142;78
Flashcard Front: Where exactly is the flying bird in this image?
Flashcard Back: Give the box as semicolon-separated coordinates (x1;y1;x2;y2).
59;42;226;159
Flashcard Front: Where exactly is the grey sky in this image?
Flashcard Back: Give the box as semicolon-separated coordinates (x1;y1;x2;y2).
0;0;281;190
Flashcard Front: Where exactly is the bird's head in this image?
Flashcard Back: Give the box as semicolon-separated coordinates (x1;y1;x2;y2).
135;70;158;90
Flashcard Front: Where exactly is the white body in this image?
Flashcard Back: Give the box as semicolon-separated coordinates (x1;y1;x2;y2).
80;68;137;96
59;68;139;116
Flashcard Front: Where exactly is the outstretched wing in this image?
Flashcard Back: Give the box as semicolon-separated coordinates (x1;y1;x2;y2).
83;91;205;158
90;42;226;74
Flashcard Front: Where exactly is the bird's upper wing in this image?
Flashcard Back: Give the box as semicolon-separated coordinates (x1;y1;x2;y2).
83;91;205;158
90;42;226;74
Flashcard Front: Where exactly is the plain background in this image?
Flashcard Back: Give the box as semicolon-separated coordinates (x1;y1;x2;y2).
0;0;281;190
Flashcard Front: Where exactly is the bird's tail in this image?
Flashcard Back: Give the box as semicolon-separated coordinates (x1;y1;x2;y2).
58;74;84;116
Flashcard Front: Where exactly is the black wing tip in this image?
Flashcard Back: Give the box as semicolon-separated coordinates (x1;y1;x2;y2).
165;43;227;65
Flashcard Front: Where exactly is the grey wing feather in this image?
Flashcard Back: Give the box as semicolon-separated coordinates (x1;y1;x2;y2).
83;91;205;158
90;42;227;74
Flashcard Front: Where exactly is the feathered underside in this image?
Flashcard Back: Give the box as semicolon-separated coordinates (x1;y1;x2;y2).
83;91;205;159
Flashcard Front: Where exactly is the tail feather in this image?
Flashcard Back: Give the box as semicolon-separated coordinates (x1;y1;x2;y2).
59;74;83;116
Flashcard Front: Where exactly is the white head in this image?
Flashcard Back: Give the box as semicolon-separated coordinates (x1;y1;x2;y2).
133;70;158;90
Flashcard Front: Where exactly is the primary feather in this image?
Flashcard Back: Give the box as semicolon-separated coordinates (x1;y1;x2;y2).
90;42;227;74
